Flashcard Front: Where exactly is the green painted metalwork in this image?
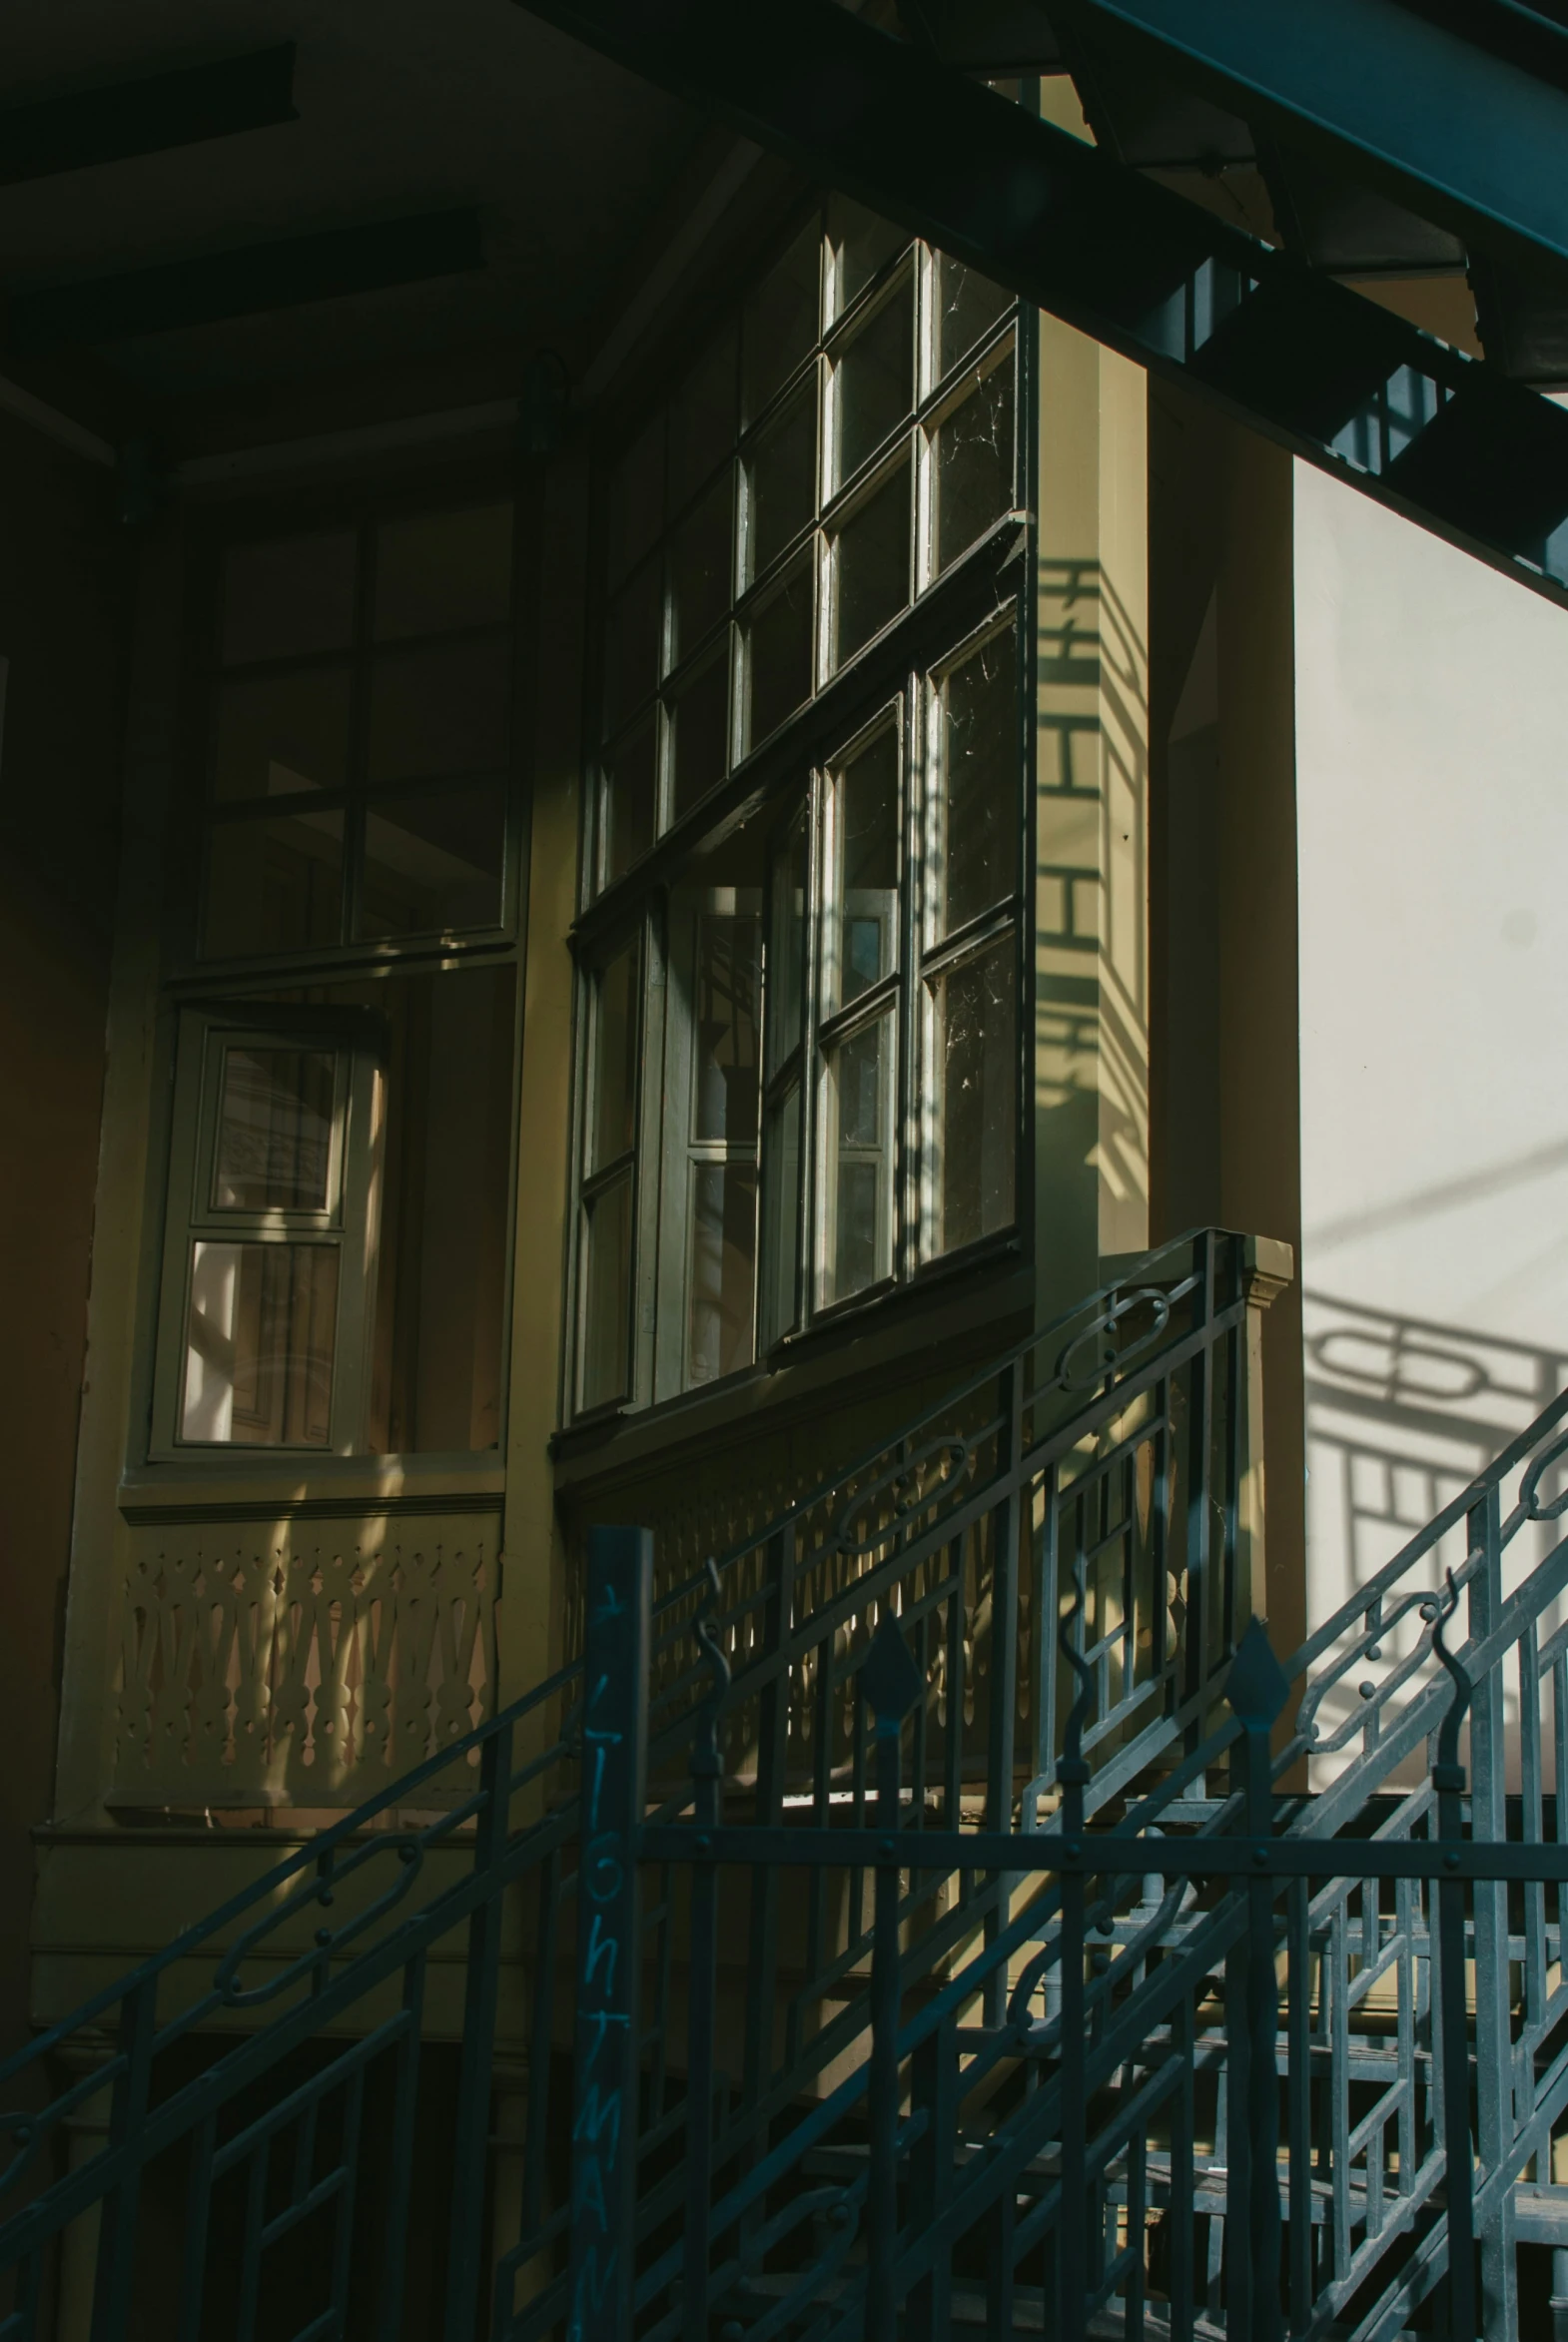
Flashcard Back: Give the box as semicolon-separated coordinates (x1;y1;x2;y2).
5;1228;1568;2337
515;0;1568;615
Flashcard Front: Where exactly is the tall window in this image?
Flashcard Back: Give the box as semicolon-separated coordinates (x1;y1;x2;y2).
151;493;522;1460
571;205;1027;1418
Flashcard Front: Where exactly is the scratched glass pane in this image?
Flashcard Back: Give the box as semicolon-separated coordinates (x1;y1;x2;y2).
742;384;817;585
831;274;914;488
932;361;1015;574
819;1008;895;1305
826;195;907;323
831;460;909;669
936;622;1018;935
744;558;814;748
824;725;899;1018
591;938;640;1171
936;251;1014;380
929;932;1016;1254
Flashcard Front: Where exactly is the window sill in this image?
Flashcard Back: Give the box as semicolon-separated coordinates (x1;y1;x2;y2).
551;1247;1034;1496
118;1452;505;1525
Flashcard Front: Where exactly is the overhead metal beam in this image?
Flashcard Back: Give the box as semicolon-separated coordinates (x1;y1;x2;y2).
516;0;1568;614
1061;0;1568;276
0;46;298;187
6;211;484;355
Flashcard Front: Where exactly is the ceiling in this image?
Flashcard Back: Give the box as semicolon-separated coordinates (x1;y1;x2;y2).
0;2;704;422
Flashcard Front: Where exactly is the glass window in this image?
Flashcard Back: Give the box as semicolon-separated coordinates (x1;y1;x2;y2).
934;254;1014;384
931;619;1019;939
200;497;516;962
212;1046;338;1211
830;273;914;489
161;963;516;1456
830;459;911;670
572;209;1025;1410
929;352;1016;579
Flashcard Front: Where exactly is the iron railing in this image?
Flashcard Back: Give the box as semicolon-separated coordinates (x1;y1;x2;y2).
4;1226;1567;2339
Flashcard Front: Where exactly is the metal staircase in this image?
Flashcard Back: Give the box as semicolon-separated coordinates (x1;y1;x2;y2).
4;1228;1568;2339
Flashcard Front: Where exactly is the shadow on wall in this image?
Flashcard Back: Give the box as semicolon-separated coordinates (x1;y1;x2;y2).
1303;1287;1568;1784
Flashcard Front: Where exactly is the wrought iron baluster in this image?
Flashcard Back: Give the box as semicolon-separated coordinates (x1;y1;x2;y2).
1464;1489;1516;2338
1432;1573;1478;2342
1058;1551;1094;2342
1286;1875;1312;2332
374;1949;424;2342
86;1974;156;2342
860;1612;922;2342
682;1558;729;2342
567;1526;651;2342
907;2014;957;2342
443;1714;515;2342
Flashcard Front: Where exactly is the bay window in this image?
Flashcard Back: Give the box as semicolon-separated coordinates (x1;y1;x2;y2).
570;200;1030;1418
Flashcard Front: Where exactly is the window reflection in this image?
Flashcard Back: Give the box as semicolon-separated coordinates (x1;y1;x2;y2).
213;1048;337;1212
183;1240;339;1445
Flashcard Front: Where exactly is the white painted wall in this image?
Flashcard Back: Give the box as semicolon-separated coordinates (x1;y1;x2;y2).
1293;465;1568;1770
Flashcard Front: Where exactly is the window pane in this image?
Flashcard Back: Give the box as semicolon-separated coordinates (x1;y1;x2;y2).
667;471;734;670
743;385;816;586
767;809;809;1078
368;640;511;782
581;1172;633;1409
824;725;899;1017
692;913;761;1143
204;809;344;958
182;1240;338;1445
360;782;506;938
762;1082;802;1342
831;275;913;487
937;624;1018;935
826;196;906;323
744;559;813;750
936;253;1013;380
929;933;1016;1254
831;460;910;669
374;502;512;638
212;665;352;802
687;1162;757;1386
669;325;738;511
213;1048;338;1212
932;360;1015;575
222;531;358;665
592;939;640;1171
743;220;820;423
669;645;731;823
602;555;663;737
326;963;514;1454
601;721;656;887
819;1010;896;1305
607;413;665;584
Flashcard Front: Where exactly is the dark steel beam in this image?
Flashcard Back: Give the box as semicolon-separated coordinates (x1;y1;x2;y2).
516;0;1568;612
1063;0;1568;275
0;46;298;188
6;211;484;355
